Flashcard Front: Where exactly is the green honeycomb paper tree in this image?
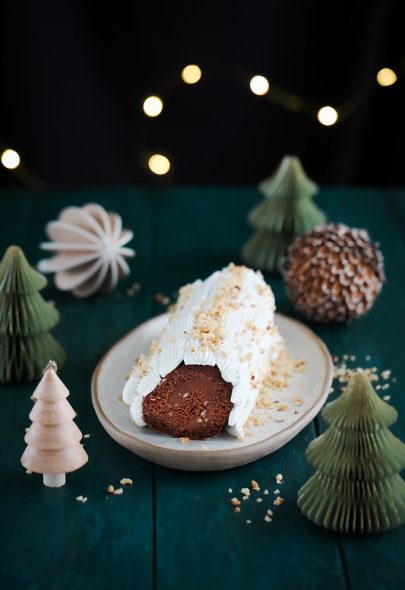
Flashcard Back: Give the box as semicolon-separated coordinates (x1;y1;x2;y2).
0;245;65;382
297;372;405;534
241;155;326;273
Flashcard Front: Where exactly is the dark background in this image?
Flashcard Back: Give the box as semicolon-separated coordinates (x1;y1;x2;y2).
1;0;404;188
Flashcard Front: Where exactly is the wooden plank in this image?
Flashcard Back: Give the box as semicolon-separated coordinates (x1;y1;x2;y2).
311;189;405;590
0;188;155;590
152;187;346;590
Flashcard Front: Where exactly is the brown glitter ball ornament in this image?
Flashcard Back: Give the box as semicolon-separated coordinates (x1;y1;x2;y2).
283;224;385;323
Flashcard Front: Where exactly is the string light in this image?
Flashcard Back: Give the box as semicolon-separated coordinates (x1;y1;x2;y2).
3;55;404;188
376;67;397;87
249;75;270;96
1;148;21;169
317;106;338;126
181;64;202;84
143;96;163;117
148;154;170;175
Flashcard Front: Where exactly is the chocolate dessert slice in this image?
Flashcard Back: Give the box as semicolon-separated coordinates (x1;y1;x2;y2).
142;364;233;439
123;264;284;440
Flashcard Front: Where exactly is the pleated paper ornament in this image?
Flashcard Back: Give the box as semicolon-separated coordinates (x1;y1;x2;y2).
38;203;135;297
21;361;88;487
241;155;326;273
297;372;405;534
0;246;65;382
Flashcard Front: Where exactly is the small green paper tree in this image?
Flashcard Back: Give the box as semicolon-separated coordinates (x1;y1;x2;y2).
298;372;405;534
0;246;65;382
241;155;326;273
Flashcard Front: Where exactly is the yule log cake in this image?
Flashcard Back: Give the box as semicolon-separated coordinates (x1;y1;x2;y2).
123;264;284;439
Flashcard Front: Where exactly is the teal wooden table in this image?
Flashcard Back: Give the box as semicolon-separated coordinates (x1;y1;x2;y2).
1;187;404;590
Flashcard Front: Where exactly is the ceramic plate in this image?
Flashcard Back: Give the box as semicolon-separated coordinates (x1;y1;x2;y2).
91;313;333;471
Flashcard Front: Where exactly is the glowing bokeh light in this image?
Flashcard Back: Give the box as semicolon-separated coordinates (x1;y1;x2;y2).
1;149;21;169
376;67;397;87
317;106;338;126
143;96;163;117
148;154;170;175
181;64;202;84
249;75;270;96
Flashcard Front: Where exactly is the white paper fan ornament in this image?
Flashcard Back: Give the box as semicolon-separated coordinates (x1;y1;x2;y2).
38;203;135;298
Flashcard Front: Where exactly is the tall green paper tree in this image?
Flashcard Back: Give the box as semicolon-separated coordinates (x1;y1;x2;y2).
297;372;405;534
0;245;65;382
241;155;326;273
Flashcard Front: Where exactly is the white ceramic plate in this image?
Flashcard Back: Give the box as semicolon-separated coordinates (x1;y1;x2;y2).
91;313;333;471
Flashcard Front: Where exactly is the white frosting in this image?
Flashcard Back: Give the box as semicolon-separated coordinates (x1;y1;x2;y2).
123;264;283;439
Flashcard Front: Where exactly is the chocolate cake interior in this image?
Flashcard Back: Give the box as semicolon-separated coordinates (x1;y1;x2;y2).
142;363;233;439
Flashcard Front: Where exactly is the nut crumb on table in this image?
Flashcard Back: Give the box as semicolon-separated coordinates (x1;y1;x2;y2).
120;478;133;485
251;480;260;491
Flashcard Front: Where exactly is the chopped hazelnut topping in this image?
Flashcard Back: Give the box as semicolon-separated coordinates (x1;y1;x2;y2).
231;497;241;506
114;488;124;495
107;485;115;493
